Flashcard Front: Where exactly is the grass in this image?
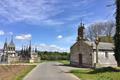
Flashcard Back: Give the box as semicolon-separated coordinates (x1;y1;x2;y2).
58;60;70;65
0;65;36;80
15;65;36;80
71;67;120;80
41;60;70;65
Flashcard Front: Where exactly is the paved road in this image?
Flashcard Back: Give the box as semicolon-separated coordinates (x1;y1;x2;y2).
23;62;80;80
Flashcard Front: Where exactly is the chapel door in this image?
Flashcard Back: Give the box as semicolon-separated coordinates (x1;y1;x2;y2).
79;54;82;65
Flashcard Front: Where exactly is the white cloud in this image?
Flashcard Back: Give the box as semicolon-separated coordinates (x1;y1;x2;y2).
65;13;94;21
15;34;32;40
55;35;76;51
0;30;13;36
57;35;63;39
0;30;5;35
58;35;76;45
43;19;64;25
0;0;95;25
8;32;13;35
0;0;63;25
37;43;69;52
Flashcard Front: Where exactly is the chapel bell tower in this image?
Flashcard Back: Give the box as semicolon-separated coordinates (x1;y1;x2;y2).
77;22;85;41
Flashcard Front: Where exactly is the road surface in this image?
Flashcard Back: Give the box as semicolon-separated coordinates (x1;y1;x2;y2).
23;62;80;80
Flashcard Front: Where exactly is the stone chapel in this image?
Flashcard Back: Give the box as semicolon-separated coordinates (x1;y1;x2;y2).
70;22;117;68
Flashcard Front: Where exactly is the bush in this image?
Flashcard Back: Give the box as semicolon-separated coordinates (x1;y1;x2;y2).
38;51;70;60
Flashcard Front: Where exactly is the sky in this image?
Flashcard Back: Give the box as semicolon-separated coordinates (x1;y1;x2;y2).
0;0;115;52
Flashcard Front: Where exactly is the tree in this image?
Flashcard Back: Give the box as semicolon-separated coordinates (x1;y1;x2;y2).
86;22;105;41
114;0;120;67
104;21;115;42
104;21;115;37
86;21;115;42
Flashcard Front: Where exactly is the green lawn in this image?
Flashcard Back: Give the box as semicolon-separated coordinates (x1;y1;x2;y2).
71;67;120;80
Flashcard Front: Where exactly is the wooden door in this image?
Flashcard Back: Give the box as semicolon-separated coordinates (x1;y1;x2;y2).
79;54;82;65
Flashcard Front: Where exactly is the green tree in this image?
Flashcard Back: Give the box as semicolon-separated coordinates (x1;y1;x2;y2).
114;0;120;66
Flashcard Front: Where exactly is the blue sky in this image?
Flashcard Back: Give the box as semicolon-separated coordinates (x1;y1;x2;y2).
0;0;115;52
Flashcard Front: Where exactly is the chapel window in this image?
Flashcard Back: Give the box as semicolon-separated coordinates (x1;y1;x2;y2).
105;52;109;58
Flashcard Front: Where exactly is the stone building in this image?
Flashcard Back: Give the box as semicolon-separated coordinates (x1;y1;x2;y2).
70;23;117;68
29;49;40;63
30;49;40;63
20;41;40;63
0;49;3;62
19;43;31;63
0;37;40;63
2;38;19;63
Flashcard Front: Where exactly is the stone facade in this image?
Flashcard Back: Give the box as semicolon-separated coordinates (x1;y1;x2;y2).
70;41;93;67
30;52;40;63
70;23;117;68
2;38;19;63
7;55;19;63
0;37;40;64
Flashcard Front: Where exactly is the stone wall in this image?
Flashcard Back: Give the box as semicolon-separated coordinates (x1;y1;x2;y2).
70;41;93;67
30;53;40;63
70;42;79;65
7;54;19;63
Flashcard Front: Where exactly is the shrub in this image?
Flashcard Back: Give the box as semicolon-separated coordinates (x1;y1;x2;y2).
38;51;70;60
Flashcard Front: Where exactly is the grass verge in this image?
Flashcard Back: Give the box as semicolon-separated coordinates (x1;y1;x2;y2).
41;60;70;65
0;65;36;80
58;60;70;65
15;65;36;80
71;67;120;80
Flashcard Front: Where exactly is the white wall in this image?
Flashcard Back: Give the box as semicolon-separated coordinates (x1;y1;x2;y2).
93;51;117;67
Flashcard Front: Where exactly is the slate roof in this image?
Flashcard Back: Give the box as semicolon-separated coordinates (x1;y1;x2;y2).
85;41;114;51
8;40;15;47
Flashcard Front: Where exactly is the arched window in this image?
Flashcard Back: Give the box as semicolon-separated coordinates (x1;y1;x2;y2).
105;52;109;58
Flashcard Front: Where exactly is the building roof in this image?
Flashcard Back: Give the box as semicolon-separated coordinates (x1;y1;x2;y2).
8;37;15;48
8;41;15;47
85;41;114;51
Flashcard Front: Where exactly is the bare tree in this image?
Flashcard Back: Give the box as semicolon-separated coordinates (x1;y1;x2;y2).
86;22;105;41
104;21;115;37
86;21;115;42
